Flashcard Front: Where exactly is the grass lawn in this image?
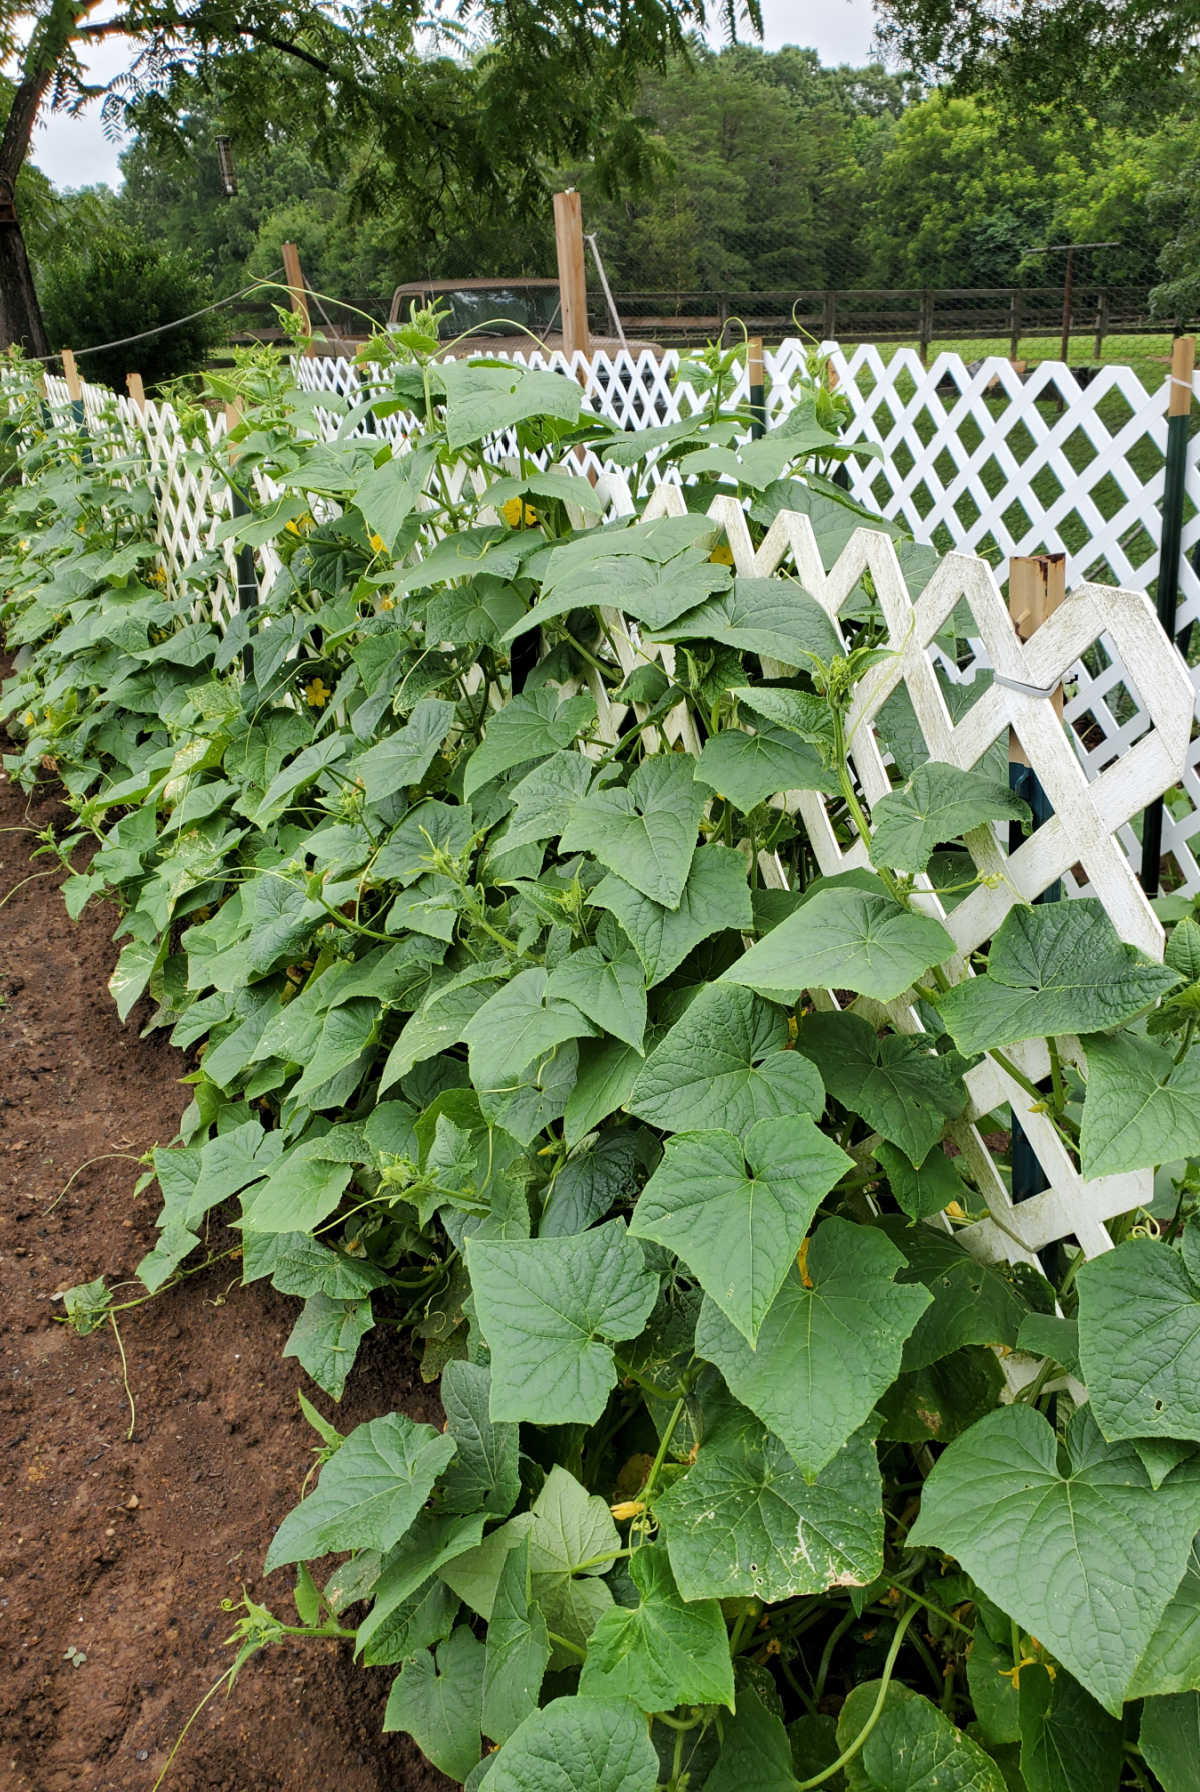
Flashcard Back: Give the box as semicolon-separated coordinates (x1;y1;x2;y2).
869;332;1177;391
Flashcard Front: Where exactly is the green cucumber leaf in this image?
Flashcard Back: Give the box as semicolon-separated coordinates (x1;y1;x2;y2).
588;842;752;985
876;1139;968;1220
703;1683;799;1792
794;1011;967;1166
463;966;597;1098
345;698;457;807
546;945;647;1052
1018;1663;1122;1792
693;724;838;811
481;1538;550;1745
579;1545;734;1712
696;1217;930;1476
653;576;842;667
1080;1029;1200;1177
938;901;1179;1056
484;1697;658;1792
1078;1227;1200;1443
909;1404;1200;1713
466;1220;658;1424
629;983;824;1135
265;1412;457;1570
560;756;707;909
1129;1546;1200;1698
883;1219;1028;1371
438;1360;521;1518
382;1625;484;1781
837;1679;1006;1792
463;687;596;799
526;1466;622;1649
654;1410;883;1602
870;761;1029;875
282;1292;373;1399
723;887;954;1004
631;1114;851;1344
1139;1692;1200;1792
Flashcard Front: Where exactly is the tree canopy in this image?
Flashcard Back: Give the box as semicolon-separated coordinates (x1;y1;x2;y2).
0;0;764;350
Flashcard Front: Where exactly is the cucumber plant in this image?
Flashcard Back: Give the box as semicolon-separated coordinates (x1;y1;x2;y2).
2;341;1199;1792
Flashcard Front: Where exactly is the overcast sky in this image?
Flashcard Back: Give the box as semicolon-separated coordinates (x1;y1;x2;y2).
27;0;881;190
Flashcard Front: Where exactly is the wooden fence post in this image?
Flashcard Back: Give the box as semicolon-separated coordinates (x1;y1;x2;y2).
281;241;314;355
918;289;933;367
126;371;146;412
1008;290;1022;362
1141;334;1196;895
1008;551;1068;1202
822;290;836;341
1093;290;1109;361
61;347;82;402
553;190;590;362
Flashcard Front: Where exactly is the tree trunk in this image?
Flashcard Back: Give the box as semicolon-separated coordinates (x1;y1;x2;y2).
0;67;56;356
0;216;48;357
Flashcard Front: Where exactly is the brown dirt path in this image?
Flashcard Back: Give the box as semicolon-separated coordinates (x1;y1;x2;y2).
0;753;451;1792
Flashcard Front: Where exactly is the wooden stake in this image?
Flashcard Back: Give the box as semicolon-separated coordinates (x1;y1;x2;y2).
1008;552;1067;767
1169;333;1196;419
281;242;314;355
552;190;590;361
747;336;765;438
61;348;82;401
126;371;146;411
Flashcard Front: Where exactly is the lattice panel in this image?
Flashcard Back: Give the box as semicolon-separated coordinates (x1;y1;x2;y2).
10;365;1197;1272
580;479;1193;1271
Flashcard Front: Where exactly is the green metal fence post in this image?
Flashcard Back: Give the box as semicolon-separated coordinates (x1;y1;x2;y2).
1141;334;1195;897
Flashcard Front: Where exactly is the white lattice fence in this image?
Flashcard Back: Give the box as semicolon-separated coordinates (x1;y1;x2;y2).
295;341;1200;891
566;476;1194;1273
21;349;1200;902
11;364;1198;1277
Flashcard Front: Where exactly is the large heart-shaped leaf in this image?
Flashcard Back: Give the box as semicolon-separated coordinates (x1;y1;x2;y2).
724;887;954;1004
794;1011;967;1166
870;761;1030;875
629;983;824;1135
466;1221;658;1425
463;687;596;798
696;1217;930;1476
578;1546;734;1712
653;1411;883;1602
346;697;457;808
588;843;752;985
1078;1226;1200;1443
939;900;1179;1056
485;1697;658;1792
693;724;838;811
910;1404;1200;1713
837;1680;1007;1792
1081;1029;1200;1177
463;966;596;1099
631;1114;851;1344
266;1412;456;1570
441;359;582;447
382;1625;484;1781
651;576;842;668
560;756;707;909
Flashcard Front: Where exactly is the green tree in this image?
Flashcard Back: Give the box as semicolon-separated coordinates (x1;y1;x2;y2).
0;0;762;356
873;0;1200;119
39;223;218;387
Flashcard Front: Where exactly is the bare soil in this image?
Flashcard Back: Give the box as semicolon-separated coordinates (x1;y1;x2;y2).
0;751;452;1792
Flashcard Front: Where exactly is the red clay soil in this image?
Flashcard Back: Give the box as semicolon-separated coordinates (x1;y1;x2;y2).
0;750;453;1792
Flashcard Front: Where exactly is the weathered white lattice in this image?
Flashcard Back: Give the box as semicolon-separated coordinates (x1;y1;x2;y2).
583;475;1194;1271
